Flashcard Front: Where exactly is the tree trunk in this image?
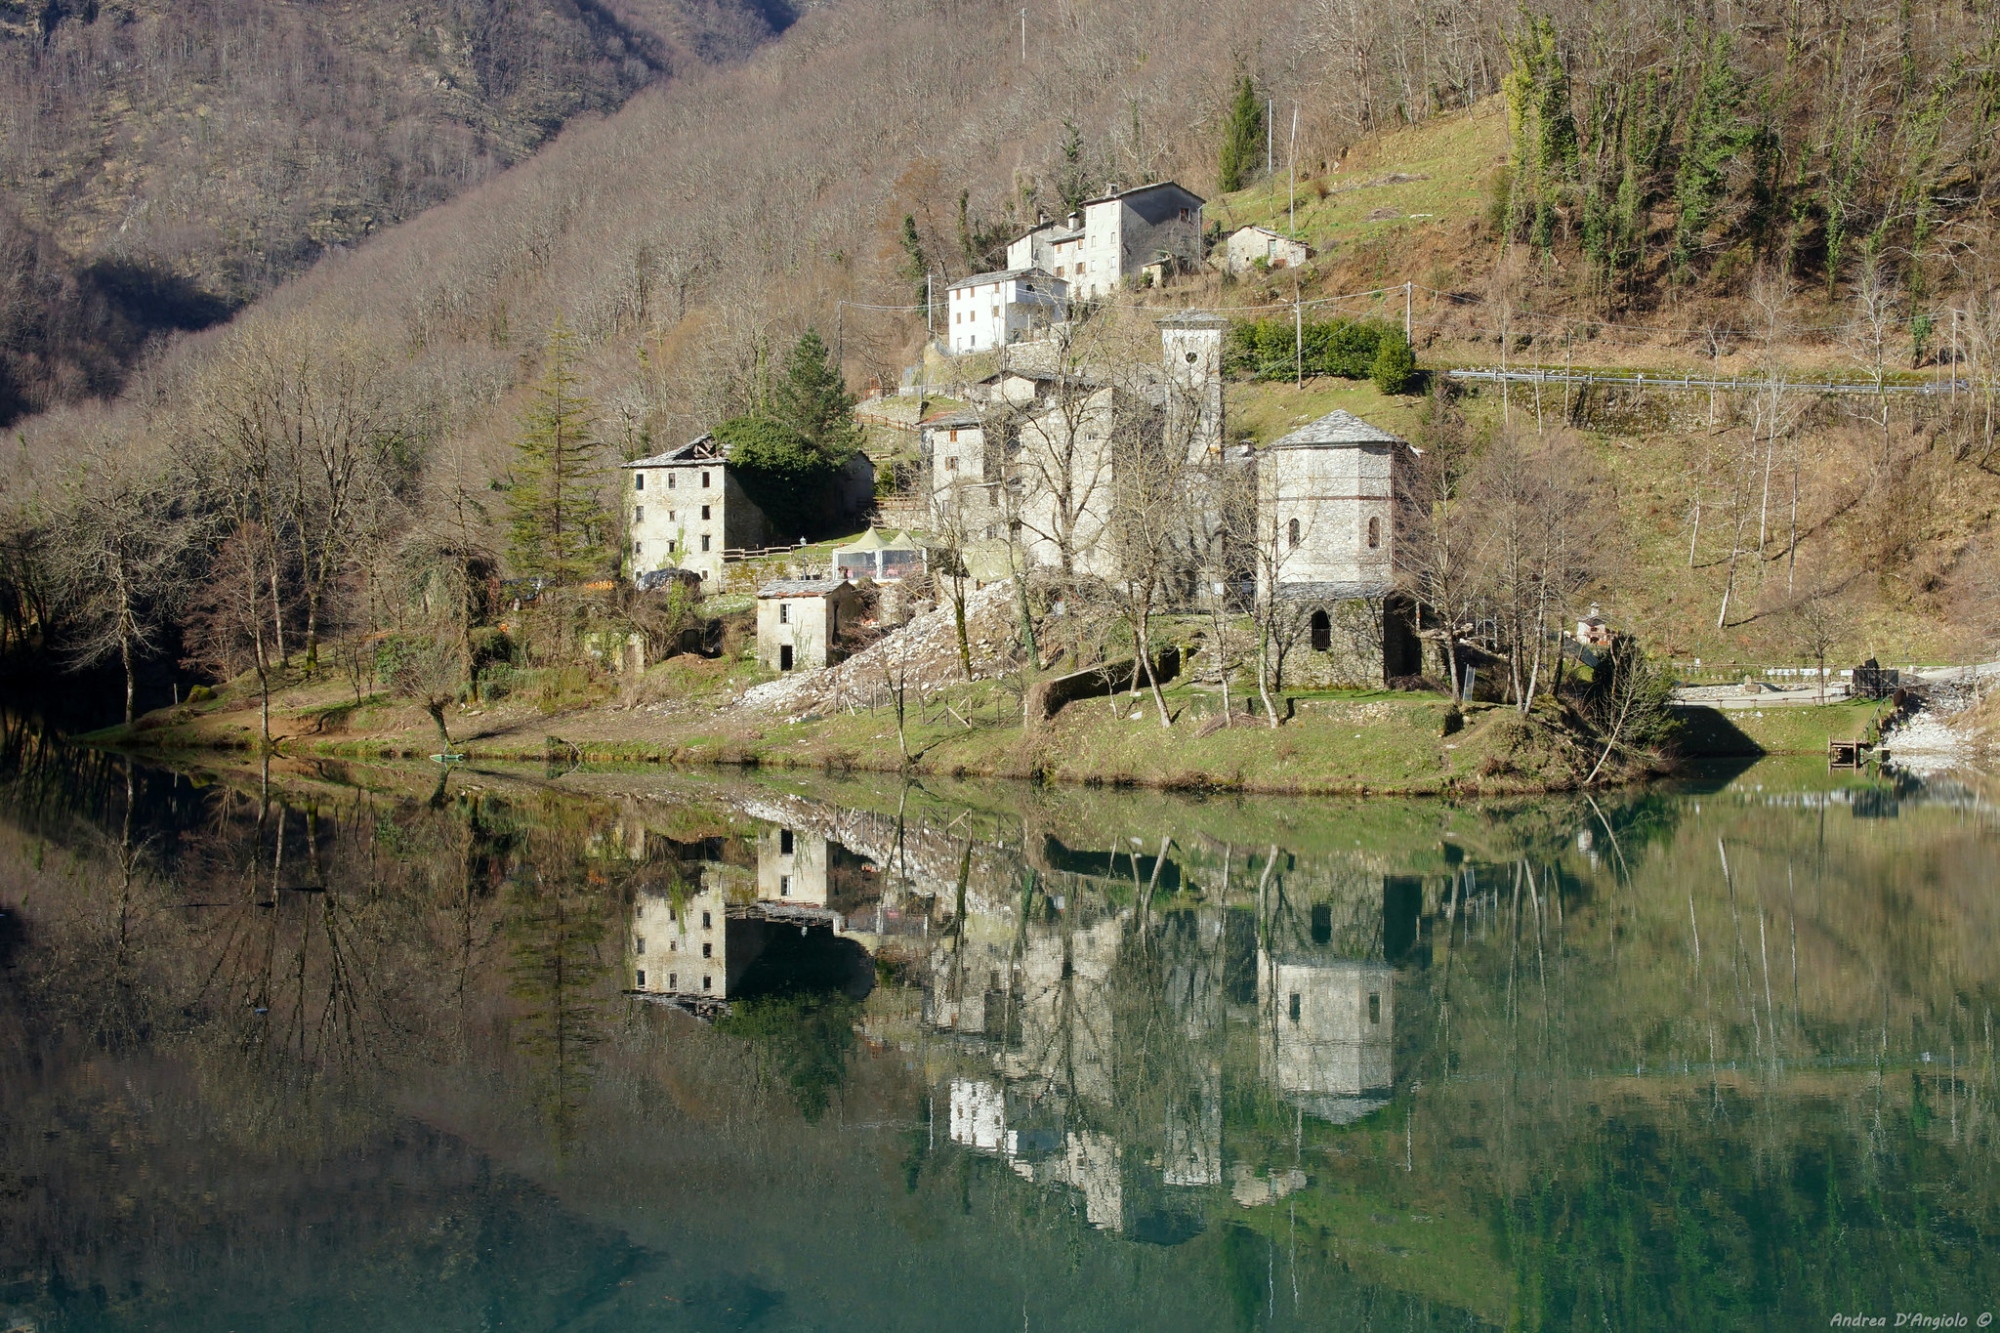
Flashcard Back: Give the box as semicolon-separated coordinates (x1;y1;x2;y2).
427;702;452;751
120;623;135;726
1255;621;1281;728
1133;599;1171;728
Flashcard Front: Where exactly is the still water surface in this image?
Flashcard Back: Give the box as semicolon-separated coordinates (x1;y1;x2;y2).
1;731;1997;1331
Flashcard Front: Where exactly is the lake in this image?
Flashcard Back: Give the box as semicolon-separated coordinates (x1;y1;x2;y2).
1;724;1996;1331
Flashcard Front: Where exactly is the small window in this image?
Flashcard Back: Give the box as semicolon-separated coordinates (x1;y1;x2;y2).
701;911;712;929
945;457;958;472
635;969;646;988
779;602;789;624
632;541;641;558
669;971;677;988
949;428;958;442
1368;992;1381;1025
667;473;676;490
635;936;646;954
667;510;675;522
701;535;711;552
780;874;791;897
701;942;712;958
1368;516;1381;548
1288;518;1301;548
701;504;711;520
634;505;644;523
1289;992;1301;1023
1310;609;1331;652
701;471;711;488
703;975;712;991
634;473;645;491
780;830;793;854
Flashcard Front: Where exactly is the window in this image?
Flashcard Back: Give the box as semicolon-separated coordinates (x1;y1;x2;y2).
779;602;789;624
701;911;711;928
1288;518;1301;548
634;473;644;491
634;936;646;954
701;942;712;958
1368;992;1381;1025
949;429;958;442
636;969;646;987
780;875;791;897
701;504;711;520
668;510;675;522
632;542;641;558
701;535;711;552
702;975;711;990
780;830;793;854
667;472;676;490
945;457;958;472
1055;266;1065;276
634;505;644;523
1367;516;1381;549
1310;609;1331;652
1289;992;1302;1023
669;972;677;989
701;471;711;488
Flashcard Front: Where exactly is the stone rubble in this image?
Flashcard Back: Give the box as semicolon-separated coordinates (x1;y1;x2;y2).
737;582;1023;720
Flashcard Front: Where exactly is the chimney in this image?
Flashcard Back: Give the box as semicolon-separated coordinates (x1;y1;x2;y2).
1066;212;1080;231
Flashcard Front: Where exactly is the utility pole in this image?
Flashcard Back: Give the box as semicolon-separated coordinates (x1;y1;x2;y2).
1287;103;1298;234
1266;99;1273;176
926;271;934;338
1294;287;1303;389
1404;280;1412;341
1020;8;1026;62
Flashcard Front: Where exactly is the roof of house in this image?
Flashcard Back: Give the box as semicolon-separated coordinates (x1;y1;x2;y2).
1080;180;1206;209
757;578;850;598
1157;310;1231;329
1267;410;1404;449
920;408;982;429
1229;224;1307;243
947;266;1061;292
623;433;722;468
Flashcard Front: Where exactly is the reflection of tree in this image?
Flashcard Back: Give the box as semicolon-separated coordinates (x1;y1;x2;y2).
503;866;608;1148
717;992;862;1123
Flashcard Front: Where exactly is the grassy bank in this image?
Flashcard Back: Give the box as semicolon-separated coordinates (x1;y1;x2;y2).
92;663;1660;797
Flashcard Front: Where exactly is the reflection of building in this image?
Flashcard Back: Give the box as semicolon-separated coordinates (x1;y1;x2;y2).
757;826;828;906
1259;956;1394;1123
630;884;755;1001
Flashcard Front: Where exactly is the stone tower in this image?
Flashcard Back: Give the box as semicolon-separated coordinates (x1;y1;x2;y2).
1158;312;1229;460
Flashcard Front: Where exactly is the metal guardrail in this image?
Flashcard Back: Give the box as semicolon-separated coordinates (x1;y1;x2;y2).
1446;368;1971;396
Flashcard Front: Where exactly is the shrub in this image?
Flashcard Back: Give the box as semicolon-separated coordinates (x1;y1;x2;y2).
185;684;215;703
1225;316;1399;382
1371;329;1419;395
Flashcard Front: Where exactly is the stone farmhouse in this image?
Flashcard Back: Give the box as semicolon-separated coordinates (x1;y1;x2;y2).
1219;224;1313;276
1005;182;1206;298
945;268;1069;354
623;434;872;586
755;577;865;672
620;434;766;585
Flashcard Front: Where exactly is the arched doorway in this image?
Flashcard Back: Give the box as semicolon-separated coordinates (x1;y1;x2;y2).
1309;609;1331;651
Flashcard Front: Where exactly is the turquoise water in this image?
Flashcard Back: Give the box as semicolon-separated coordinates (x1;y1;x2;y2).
1;733;1996;1330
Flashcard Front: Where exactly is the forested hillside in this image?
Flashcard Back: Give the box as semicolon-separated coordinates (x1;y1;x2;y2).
3;0;1999;711
0;0;791;422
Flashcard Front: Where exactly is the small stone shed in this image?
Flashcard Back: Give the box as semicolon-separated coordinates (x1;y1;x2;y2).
756;578;867;673
1220;225;1313;276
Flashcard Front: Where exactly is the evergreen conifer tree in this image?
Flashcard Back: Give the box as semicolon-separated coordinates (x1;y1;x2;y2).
1371;329;1419;395
1057;119;1094;213
504;319;607;583
771;329;864;463
1218;74;1264;193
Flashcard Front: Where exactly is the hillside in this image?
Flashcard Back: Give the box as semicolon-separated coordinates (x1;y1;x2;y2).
3;0;1998;702
0;0;790;422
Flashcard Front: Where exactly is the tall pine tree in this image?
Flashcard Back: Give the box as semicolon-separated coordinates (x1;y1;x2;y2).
771;329;864;463
505;319;607;583
1218;73;1264;193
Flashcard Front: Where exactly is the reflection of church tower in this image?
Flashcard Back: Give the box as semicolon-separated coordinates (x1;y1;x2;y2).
757;826;828;906
1258;956;1394;1122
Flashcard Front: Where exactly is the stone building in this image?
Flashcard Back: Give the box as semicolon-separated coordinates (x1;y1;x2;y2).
945;268;1068;354
1218;225;1313;276
756;825;828;906
622;434;768;585
1005;183;1206;298
1258;409;1421;687
628;883;755;1002
755;577;866;673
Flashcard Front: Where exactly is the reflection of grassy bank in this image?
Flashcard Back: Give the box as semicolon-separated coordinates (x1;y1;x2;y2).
1675;699;1889;756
